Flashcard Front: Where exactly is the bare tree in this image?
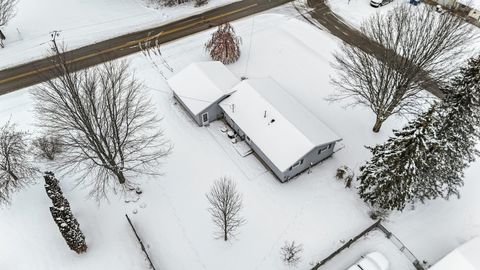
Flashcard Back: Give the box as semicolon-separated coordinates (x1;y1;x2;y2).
206;176;245;241
280;241;303;266
32;135;63;161
33;43;172;200
0;0;17;27
331;4;476;132
205;23;241;65
0;121;37;204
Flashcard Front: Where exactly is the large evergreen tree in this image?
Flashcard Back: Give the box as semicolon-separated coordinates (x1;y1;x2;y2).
358;56;480;211
358;106;440;210
434;56;480;194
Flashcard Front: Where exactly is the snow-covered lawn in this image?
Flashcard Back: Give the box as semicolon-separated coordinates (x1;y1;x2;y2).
0;0;235;69
1;6;480;270
326;0;403;27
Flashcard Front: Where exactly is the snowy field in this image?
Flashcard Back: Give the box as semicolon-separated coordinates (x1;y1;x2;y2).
0;0;236;69
1;4;480;270
326;0;402;27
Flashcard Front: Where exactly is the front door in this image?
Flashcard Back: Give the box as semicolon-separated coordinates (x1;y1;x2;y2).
201;112;209;126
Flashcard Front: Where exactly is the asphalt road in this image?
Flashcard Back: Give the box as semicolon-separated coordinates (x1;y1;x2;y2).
0;0;291;95
296;0;444;98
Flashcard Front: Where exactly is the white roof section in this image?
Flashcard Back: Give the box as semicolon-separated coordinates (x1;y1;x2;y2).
220;78;341;172
168;61;240;115
457;0;480;8
431;237;480;270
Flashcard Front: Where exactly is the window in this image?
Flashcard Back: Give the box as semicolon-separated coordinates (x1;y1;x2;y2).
291;159;302;170
318;146;328;155
328;143;332;149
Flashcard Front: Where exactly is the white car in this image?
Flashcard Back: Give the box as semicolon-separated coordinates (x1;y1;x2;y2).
347;252;389;270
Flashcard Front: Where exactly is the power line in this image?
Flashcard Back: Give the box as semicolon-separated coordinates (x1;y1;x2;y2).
243;15;256;77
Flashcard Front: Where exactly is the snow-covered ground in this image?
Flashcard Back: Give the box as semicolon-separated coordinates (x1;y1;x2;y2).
0;0;236;69
1;4;480;270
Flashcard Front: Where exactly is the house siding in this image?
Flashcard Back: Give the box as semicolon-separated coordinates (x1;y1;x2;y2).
223;112;337;182
173;92;202;126
198;101;225;126
174;92;230;126
281;143;336;182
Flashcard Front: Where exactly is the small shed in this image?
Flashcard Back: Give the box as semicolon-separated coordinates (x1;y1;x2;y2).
430;237;480;270
219;78;342;182
168;61;240;126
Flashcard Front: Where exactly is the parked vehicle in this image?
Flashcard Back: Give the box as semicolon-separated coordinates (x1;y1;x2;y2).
347;252;389;270
370;0;394;7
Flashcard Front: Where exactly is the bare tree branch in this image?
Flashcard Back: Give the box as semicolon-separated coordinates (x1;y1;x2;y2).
331;4;477;132
0;0;17;27
0;121;37;205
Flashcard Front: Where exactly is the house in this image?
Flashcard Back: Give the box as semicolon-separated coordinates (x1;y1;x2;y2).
456;0;480;19
169;63;342;182
468;8;480;21
435;0;456;8
430;237;480;270
219;78;341;182
168;61;240;126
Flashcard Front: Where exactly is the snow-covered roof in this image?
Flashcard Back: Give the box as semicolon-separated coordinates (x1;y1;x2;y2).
457;0;480;9
168;61;240;116
430;237;480;270
220;78;341;172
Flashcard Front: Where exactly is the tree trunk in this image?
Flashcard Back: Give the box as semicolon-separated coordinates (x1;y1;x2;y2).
117;171;126;184
372;117;384;133
224;219;228;241
8;171;19;181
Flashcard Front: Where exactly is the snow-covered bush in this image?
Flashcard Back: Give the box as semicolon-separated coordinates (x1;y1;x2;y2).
280;241;303;266
336;165;354;188
368;207;389;220
205;23;241;65
44;172;87;254
147;0;192;7
32;135;63;160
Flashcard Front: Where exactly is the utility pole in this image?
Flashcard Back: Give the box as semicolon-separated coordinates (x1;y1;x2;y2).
49;30;61;54
49;30;76;89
